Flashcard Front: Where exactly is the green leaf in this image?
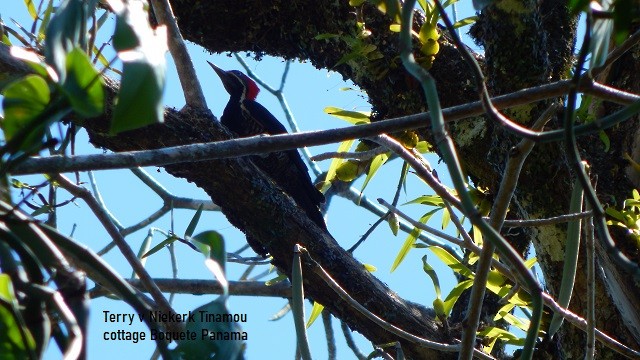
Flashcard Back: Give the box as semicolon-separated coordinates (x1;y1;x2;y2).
191;231;226;268
523;256;537;269
110;1;167;134
141;234;178;258
334;50;364;67
387;212;399;236
314;33;340;40
415;141;433;153
184;204;204;238
111;56;165;134
265;274;288;286
133;231;153;279
175;299;245;360
441;206;450;229
421;255;441;299
472;224;483;246
360;152;389;195
433;298;446;319
443;279;473;315
23;1;38;19
61;48;104;117
44;0;96;81
590;2;614;68
485;270;507;296
305;302;324;328
37;0;55;40
429;246;474;278
0;274;36;358
568;0;590;14
390;209;438;272
452;16;478;29
321;139;355;192
478;327;524;346
599;131;610;152
111;0;152;52
323;106;370;124
500;311;530;332
605;207;625;221
363;263;377;272
1;74;50;149
404;195;444;207
391;227;419;272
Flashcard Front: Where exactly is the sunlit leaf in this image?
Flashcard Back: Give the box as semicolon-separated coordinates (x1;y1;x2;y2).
441;206;450;229
1;74;52;151
391;227;420;272
443;279;473;315
452;16;478;29
324;106;370;124
192;231;225;268
321;139;355;192
404;195;444;207
360;152;389;195
422;255;441;298
0;274;36;358
23;0;38;19
305;302;324;328
363;263;377;272
44;0;97;81
387;213;399;236
184;204;204;238
61;48;104;117
429;246;474;278
141;234;178;258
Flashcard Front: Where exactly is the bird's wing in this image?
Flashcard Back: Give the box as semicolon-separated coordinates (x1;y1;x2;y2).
243;100;325;205
241;99;288;135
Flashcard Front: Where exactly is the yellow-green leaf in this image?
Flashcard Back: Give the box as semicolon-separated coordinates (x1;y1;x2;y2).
324;106;370;124
321;139;355;192
305;302;324;328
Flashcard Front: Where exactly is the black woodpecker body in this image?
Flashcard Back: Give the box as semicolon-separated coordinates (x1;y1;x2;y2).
208;62;326;235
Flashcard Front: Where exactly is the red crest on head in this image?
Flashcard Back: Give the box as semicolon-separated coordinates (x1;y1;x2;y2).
228;70;260;101
244;76;260;101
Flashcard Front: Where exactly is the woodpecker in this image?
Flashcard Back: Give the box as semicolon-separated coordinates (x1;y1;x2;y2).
208;62;326;233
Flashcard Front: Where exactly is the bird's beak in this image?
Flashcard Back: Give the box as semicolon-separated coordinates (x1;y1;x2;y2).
207;61;231;92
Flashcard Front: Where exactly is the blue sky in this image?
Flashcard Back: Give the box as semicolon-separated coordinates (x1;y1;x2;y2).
2;2;485;359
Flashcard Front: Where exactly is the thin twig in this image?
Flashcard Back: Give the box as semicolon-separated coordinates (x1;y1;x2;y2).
460;103;557;358
298;247;496;360
340;185;458;252
11;80;640;176
348;161;407;253
592;28;640;78
149;0;207;109
371;134;463;210
584;200;595;360
53;174;181;333
312;147;389;161
341;321;368;360
498;211;593;227
322;311;337;360
91;278;292;298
